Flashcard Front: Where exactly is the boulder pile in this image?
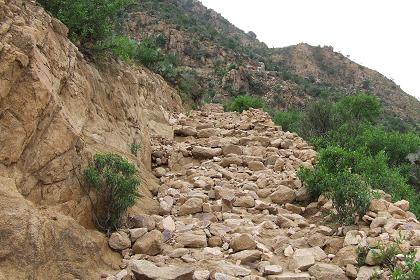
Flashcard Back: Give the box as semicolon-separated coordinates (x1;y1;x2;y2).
105;105;420;280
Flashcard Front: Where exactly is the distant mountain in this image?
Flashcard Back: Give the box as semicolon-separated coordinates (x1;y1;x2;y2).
122;0;419;125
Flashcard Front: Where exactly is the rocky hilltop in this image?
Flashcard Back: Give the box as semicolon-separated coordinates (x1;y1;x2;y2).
123;0;420;124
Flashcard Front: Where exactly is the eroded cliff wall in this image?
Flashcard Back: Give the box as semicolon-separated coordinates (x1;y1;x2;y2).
0;0;183;278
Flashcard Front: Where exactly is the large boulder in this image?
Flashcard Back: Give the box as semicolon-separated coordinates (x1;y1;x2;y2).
333;246;357;267
289;248;315;271
178;198;203;216
308;263;347;280
230;234;257;252
132;229;164;255
216;260;251;277
270;186;296;204
222;144;243;155
266;272;311;280
247;161;265;171
0;177;120;279
175;126;197;137
233;195;255;208
230;250;262;264
220;156;243;167
192;146;222;159
108;231;131;251
176;230;208;248
131;260;194;280
128;214;156;231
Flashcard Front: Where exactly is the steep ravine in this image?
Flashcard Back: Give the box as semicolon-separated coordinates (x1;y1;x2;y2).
0;0;182;278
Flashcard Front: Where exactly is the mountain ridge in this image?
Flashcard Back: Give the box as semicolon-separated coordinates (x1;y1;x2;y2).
122;0;419;126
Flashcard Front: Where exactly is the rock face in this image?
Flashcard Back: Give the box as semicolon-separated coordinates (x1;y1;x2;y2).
0;176;120;279
0;0;182;278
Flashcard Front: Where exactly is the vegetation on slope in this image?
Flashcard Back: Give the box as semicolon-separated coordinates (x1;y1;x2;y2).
84;153;140;234
38;0;420;128
37;0;134;56
39;0;419;225
224;93;420;221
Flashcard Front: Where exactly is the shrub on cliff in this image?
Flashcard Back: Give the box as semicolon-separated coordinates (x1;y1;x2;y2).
135;37;163;67
84;153;139;233
38;0;134;53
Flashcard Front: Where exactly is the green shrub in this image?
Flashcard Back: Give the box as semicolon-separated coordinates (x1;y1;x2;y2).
38;0;134;52
391;250;420;280
155;54;181;83
130;142;140;155
249;79;267;95
107;36;138;61
299;145;420;218
299;99;336;138
299;166;372;224
362;235;420;280
178;69;202;101
272;83;283;93
353;126;420;166
405;164;420;192
224;95;266;113
273;110;301;133
154;34;168;48
335;93;381;126
136;38;162;67
84;153;140;233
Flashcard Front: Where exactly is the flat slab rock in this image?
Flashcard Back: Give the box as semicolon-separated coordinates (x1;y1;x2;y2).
131;260;194;280
266;272;311;280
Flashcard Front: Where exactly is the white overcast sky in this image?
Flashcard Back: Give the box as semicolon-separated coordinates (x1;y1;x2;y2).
199;0;420;100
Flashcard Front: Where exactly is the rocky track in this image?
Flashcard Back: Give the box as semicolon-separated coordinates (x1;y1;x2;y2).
106;104;420;280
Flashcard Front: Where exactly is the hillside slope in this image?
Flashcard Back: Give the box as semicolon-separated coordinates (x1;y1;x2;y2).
1;1;419;279
0;0;182;278
122;0;419;124
105;104;420;279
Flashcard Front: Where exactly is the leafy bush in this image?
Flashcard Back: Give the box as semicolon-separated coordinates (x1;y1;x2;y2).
299;144;420;218
273;110;301;132
353;126;420;166
299;166;372;224
334;93;381;126
178;69;202;101
299;99;336;138
360;235;420;280
248;79;267;95
136;38;163;67
106;36;138;61
224;95;266;113
38;0;134;53
405;164;420;192
84;153;139;233
130;142;140;155
391;250;420;280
